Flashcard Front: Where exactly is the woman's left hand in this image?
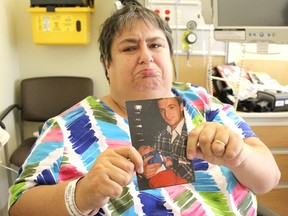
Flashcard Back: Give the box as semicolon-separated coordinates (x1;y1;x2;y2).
186;122;246;168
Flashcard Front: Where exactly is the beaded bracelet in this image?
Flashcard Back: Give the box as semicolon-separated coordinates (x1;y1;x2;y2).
64;178;98;216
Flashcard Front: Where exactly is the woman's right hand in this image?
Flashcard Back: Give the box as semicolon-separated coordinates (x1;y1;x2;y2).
75;146;143;213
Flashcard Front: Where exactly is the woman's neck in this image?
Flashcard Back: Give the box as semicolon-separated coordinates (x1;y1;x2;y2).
100;95;127;119
100;89;174;119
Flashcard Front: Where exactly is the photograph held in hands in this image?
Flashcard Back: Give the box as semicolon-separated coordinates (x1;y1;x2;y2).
126;96;195;190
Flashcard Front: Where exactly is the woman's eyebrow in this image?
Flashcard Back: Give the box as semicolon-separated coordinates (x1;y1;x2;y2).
118;36;166;46
119;38;139;45
146;36;166;42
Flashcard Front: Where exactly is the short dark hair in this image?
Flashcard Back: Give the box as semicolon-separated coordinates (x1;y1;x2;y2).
98;2;174;82
157;96;183;106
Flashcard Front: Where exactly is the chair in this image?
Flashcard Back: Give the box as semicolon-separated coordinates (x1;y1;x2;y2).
0;76;93;185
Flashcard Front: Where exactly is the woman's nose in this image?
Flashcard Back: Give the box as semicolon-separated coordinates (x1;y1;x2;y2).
138;47;154;64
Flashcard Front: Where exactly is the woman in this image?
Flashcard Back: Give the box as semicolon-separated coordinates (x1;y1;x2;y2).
9;3;280;215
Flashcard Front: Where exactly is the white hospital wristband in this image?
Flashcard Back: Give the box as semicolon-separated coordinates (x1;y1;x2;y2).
64;178;98;216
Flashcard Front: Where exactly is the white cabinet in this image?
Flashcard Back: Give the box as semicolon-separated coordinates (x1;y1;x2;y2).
238;111;288;215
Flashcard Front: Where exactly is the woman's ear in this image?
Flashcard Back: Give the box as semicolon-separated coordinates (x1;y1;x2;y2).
104;59;110;70
104;59;111;78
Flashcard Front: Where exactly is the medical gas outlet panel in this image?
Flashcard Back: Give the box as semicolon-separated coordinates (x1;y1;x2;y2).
145;0;226;57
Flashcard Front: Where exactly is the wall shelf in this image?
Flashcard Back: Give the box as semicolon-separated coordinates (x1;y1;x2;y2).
237;111;288;126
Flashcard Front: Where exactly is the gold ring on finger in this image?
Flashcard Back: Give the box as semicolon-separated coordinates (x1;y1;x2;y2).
214;139;226;147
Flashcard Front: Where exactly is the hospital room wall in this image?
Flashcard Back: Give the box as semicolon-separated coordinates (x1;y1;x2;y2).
13;0;126;148
14;0;224;100
0;0;20;213
15;0;113;98
0;0;118;213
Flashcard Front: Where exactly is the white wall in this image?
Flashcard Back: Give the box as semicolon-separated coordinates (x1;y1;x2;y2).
0;0;20;214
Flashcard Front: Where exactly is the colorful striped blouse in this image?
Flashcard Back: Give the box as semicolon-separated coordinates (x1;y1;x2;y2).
8;82;257;215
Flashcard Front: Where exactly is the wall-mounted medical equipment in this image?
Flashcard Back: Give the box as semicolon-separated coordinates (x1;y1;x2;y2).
145;0;227;80
182;20;197;67
202;0;288;44
201;0;288;108
146;0;226;56
29;0;94;45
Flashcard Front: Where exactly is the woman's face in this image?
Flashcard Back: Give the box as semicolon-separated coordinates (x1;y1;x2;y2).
106;19;173;102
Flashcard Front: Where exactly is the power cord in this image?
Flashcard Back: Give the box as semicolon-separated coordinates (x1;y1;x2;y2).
0;163;18;173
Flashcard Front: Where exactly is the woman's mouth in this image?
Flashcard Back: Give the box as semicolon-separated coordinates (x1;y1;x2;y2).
139;69;158;77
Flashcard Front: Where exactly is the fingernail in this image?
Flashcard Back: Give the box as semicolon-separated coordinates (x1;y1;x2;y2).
137;167;144;174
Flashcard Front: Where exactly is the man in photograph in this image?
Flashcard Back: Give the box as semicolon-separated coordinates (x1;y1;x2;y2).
143;97;195;184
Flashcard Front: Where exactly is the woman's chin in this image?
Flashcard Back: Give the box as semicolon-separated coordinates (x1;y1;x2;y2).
135;78;164;91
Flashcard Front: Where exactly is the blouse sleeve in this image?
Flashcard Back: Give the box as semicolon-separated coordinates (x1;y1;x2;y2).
204;89;256;138
172;82;256;138
8;117;65;210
